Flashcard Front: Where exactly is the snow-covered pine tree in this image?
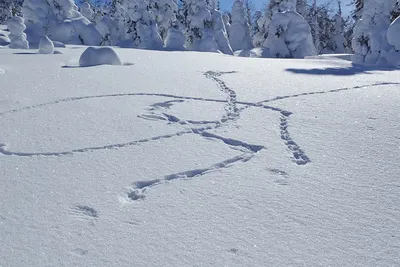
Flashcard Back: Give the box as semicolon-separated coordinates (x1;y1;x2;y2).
80;2;94;22
309;0;320;53
296;0;307;18
150;0;179;41
317;5;335;53
265;10;316;58
123;0;163;49
181;0;219;52
23;0;102;46
354;0;364;21
252;10;267;47
391;0;400;21
384;12;400;66
332;1;345;53
0;0;23;24
352;0;392;65
229;0;253;52
252;0;296;48
222;13;231;34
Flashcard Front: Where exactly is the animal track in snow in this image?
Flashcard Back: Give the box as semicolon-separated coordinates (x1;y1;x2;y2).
279;111;310;165
204;71;239;122
69;205;98;224
1;70;395;201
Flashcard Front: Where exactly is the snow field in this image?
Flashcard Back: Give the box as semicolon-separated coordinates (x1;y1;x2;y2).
0;46;400;266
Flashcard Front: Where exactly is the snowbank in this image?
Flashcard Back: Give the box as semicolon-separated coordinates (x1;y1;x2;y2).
79;46;122;67
234;47;271;58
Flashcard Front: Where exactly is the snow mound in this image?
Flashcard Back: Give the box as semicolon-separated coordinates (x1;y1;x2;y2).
53;41;66;48
305;54;353;61
387;16;400;50
39;36;54;54
234;47;271;58
79;47;122;67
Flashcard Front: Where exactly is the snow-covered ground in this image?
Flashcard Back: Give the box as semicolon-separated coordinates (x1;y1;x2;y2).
1;46;399;266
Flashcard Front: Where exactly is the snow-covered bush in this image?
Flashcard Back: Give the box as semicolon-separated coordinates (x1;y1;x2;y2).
7;16;29;49
352;0;392;65
229;0;253;52
79;46;122;67
38;35;54;54
265;11;316;58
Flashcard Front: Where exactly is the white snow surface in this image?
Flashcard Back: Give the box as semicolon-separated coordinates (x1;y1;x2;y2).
1;46;400;266
79;46;122;67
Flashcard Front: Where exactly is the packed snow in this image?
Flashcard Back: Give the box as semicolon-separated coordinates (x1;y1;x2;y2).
1;44;400;266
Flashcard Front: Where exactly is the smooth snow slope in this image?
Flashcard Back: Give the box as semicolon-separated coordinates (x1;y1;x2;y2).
0;47;399;266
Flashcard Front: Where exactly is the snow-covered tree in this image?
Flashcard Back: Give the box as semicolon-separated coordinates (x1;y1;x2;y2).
22;0;102;46
252;0;296;48
222;14;231;34
354;0;364;21
7;16;29;49
332;10;345;53
211;8;234;54
181;0;219;52
229;0;253;52
151;0;179;40
266;0;296;19
352;0;392;65
392;0;400;21
80;2;94;22
0;0;23;24
252;10;267;47
265;11;316;58
296;0;307;18
384;13;400;66
123;0;164;49
309;0;320;53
